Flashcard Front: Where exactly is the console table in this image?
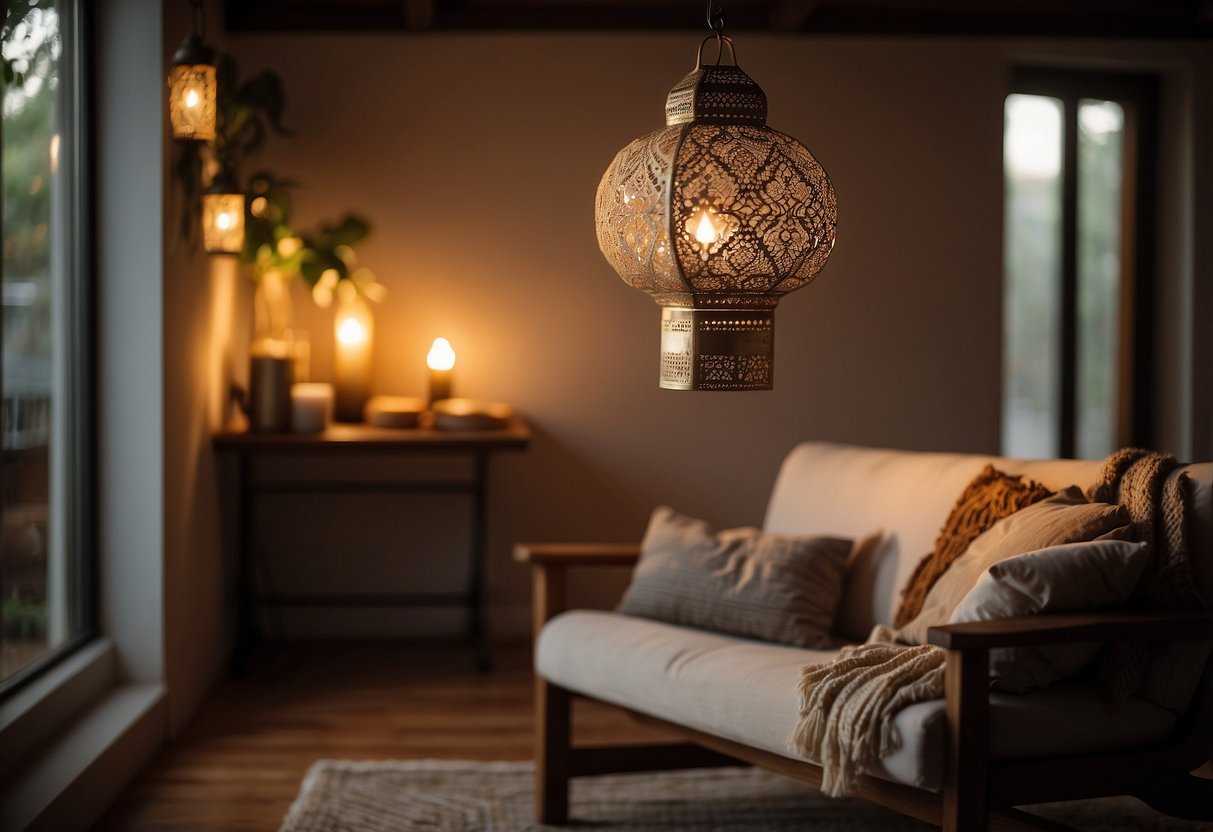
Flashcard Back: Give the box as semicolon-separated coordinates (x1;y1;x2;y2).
213;419;530;674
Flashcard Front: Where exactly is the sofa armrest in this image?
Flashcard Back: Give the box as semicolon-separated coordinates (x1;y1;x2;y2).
927;610;1213;651
513;543;641;566
515;543;640;635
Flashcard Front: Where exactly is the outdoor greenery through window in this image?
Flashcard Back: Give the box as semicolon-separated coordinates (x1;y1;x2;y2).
2;0;91;693
1002;70;1155;460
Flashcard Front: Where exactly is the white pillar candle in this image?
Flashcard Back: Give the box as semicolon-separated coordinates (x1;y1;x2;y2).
291;383;333;433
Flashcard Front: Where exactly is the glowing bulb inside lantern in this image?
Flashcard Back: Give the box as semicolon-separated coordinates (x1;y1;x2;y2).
694;211;718;245
427;337;456;371
185;88;199;108
215;211;234;231
337;317;367;346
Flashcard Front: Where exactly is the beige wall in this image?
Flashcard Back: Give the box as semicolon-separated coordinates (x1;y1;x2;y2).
160;2;233;734
184;30;1210;642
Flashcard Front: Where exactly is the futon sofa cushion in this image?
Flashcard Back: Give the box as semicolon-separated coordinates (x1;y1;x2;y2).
538;610;1180;792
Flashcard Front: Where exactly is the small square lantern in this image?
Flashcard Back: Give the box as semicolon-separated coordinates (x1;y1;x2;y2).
167;1;216;142
202;171;245;256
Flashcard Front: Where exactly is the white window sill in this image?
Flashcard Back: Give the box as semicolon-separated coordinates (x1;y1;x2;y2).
0;639;165;831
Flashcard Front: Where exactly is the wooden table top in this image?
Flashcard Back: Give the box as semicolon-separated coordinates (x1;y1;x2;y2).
212;417;531;453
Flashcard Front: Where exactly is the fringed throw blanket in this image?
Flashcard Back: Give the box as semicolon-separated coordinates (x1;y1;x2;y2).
789;449;1202;798
789;626;946;797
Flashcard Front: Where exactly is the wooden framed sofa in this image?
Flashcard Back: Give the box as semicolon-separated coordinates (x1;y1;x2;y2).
516;442;1213;831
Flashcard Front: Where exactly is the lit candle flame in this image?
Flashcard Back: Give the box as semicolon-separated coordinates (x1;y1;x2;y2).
694;211;718;245
427;337;456;371
185;88;199;108
337;317;367;346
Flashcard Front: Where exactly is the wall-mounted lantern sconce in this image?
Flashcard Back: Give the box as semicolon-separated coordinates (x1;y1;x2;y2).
167;0;217;142
202;170;245;255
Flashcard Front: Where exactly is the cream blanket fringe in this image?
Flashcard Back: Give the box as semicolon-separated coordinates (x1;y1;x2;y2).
789;625;945;797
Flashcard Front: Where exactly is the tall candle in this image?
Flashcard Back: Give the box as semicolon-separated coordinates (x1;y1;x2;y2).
333;298;373;422
426;337;456;406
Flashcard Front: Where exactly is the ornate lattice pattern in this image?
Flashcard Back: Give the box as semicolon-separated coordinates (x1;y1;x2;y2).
673;125;836;298
167;63;217;141
698;354;772;389
665;65;768;126
595;127;686;300
596;125;836;308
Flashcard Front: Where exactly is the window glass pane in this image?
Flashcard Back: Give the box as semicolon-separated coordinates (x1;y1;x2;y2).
2;1;77;685
1003;94;1063;458
1076;99;1124;460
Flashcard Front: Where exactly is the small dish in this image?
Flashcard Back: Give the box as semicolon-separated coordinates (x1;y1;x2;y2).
365;395;426;428
431;398;514;430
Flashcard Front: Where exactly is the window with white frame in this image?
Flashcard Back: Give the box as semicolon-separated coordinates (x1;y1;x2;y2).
1;0;92;697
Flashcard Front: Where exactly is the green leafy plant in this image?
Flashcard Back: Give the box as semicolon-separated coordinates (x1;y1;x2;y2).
242;171;384;305
3;591;47;640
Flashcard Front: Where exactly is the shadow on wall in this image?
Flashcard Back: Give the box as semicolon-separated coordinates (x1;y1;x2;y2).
489;423;657;625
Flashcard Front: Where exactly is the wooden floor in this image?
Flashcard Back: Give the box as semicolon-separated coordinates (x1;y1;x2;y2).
93;640;667;831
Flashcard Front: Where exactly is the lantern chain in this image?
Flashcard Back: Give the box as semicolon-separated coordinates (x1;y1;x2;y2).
190;0;207;40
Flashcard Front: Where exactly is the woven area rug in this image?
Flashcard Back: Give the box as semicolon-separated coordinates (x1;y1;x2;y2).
279;759;1212;831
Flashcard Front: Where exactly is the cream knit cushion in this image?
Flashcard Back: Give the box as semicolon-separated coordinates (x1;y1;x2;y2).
899;487;1131;647
618;506;851;649
949;539;1150;691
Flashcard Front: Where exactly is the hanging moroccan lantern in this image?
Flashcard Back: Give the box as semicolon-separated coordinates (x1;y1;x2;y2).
594;24;837;391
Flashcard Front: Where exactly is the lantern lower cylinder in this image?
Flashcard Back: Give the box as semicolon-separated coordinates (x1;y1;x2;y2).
659;307;774;391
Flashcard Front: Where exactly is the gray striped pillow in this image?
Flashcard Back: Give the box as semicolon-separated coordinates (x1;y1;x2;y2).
617;506;851;648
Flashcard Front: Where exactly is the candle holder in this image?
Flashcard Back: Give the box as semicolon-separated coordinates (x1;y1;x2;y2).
249;338;293;432
333;295;374;422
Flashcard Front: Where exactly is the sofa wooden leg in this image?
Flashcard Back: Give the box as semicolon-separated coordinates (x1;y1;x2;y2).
536;678;571;825
943;648;990;832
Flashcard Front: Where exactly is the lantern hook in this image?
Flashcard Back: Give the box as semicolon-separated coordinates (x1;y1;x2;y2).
705;0;725;33
696;33;738;68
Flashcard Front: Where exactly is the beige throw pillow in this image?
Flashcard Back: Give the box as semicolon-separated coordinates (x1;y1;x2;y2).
617;506;851;649
951;539;1149;691
899;487;1131;646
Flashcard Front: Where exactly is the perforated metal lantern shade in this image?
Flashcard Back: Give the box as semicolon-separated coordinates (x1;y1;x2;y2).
202;172;245;255
167;32;216;142
595;50;837;390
